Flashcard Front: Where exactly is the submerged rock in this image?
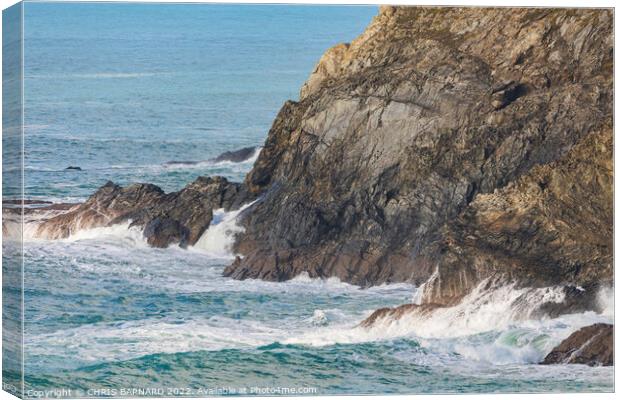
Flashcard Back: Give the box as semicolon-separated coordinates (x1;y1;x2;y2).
164;160;199;166
65;166;82;171
541;323;613;366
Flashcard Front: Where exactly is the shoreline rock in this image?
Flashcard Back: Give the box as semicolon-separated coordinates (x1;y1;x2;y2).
541;323;613;366
33;176;253;248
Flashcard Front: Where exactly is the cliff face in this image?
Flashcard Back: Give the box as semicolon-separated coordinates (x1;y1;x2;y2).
225;6;613;301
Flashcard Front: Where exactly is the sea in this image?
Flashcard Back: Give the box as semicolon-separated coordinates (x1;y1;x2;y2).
2;2;614;396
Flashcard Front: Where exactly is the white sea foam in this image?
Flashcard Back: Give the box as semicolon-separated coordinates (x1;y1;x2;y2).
597;285;614;318
61;222;148;246
15;196;612;371
3;208;72;242
284;280;612;366
26;316;287;365
192;201;257;257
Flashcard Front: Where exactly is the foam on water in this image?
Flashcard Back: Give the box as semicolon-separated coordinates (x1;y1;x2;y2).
26;316;288;366
4;208;71;242
192;201;257;257
284;279;613;367
11;200;613;375
61;222;148;246
16;221;614;392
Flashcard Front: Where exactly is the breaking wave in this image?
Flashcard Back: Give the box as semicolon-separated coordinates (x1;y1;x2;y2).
284;279;613;366
192;200;257;257
7;199;613;375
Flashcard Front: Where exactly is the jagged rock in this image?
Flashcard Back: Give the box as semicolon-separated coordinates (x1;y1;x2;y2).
35;176;249;247
491;82;528;110
164;146;258;167
418;125;613;307
226;7;613;293
541;323;613;366
23;7;613;325
143;217;190;248
123;176;248;246
36;181;166;239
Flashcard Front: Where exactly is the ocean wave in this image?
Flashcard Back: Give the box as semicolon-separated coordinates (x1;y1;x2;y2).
26;316;287;366
15;204;612;371
60;222;148;246
283;280;613;366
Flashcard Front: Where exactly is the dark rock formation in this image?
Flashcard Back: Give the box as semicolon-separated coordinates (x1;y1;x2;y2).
143;217;190;248
35;176;250;248
225;6;613;299
163;146;258;167
541;323;613;366
65;166;82;171
416;124;613;307
212;146;257;163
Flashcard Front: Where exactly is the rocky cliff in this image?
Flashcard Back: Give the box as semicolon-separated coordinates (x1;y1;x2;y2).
13;7;612;321
225;6;613;309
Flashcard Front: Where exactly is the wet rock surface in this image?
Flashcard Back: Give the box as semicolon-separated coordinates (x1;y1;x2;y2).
226;7;613;297
35;176;250;248
541;323;613;366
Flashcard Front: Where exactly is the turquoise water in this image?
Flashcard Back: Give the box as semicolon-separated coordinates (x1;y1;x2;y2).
5;3;614;396
21;3;376;201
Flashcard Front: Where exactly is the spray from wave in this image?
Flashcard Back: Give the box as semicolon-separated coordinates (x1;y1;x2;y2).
192;200;257;257
283;279;613;365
